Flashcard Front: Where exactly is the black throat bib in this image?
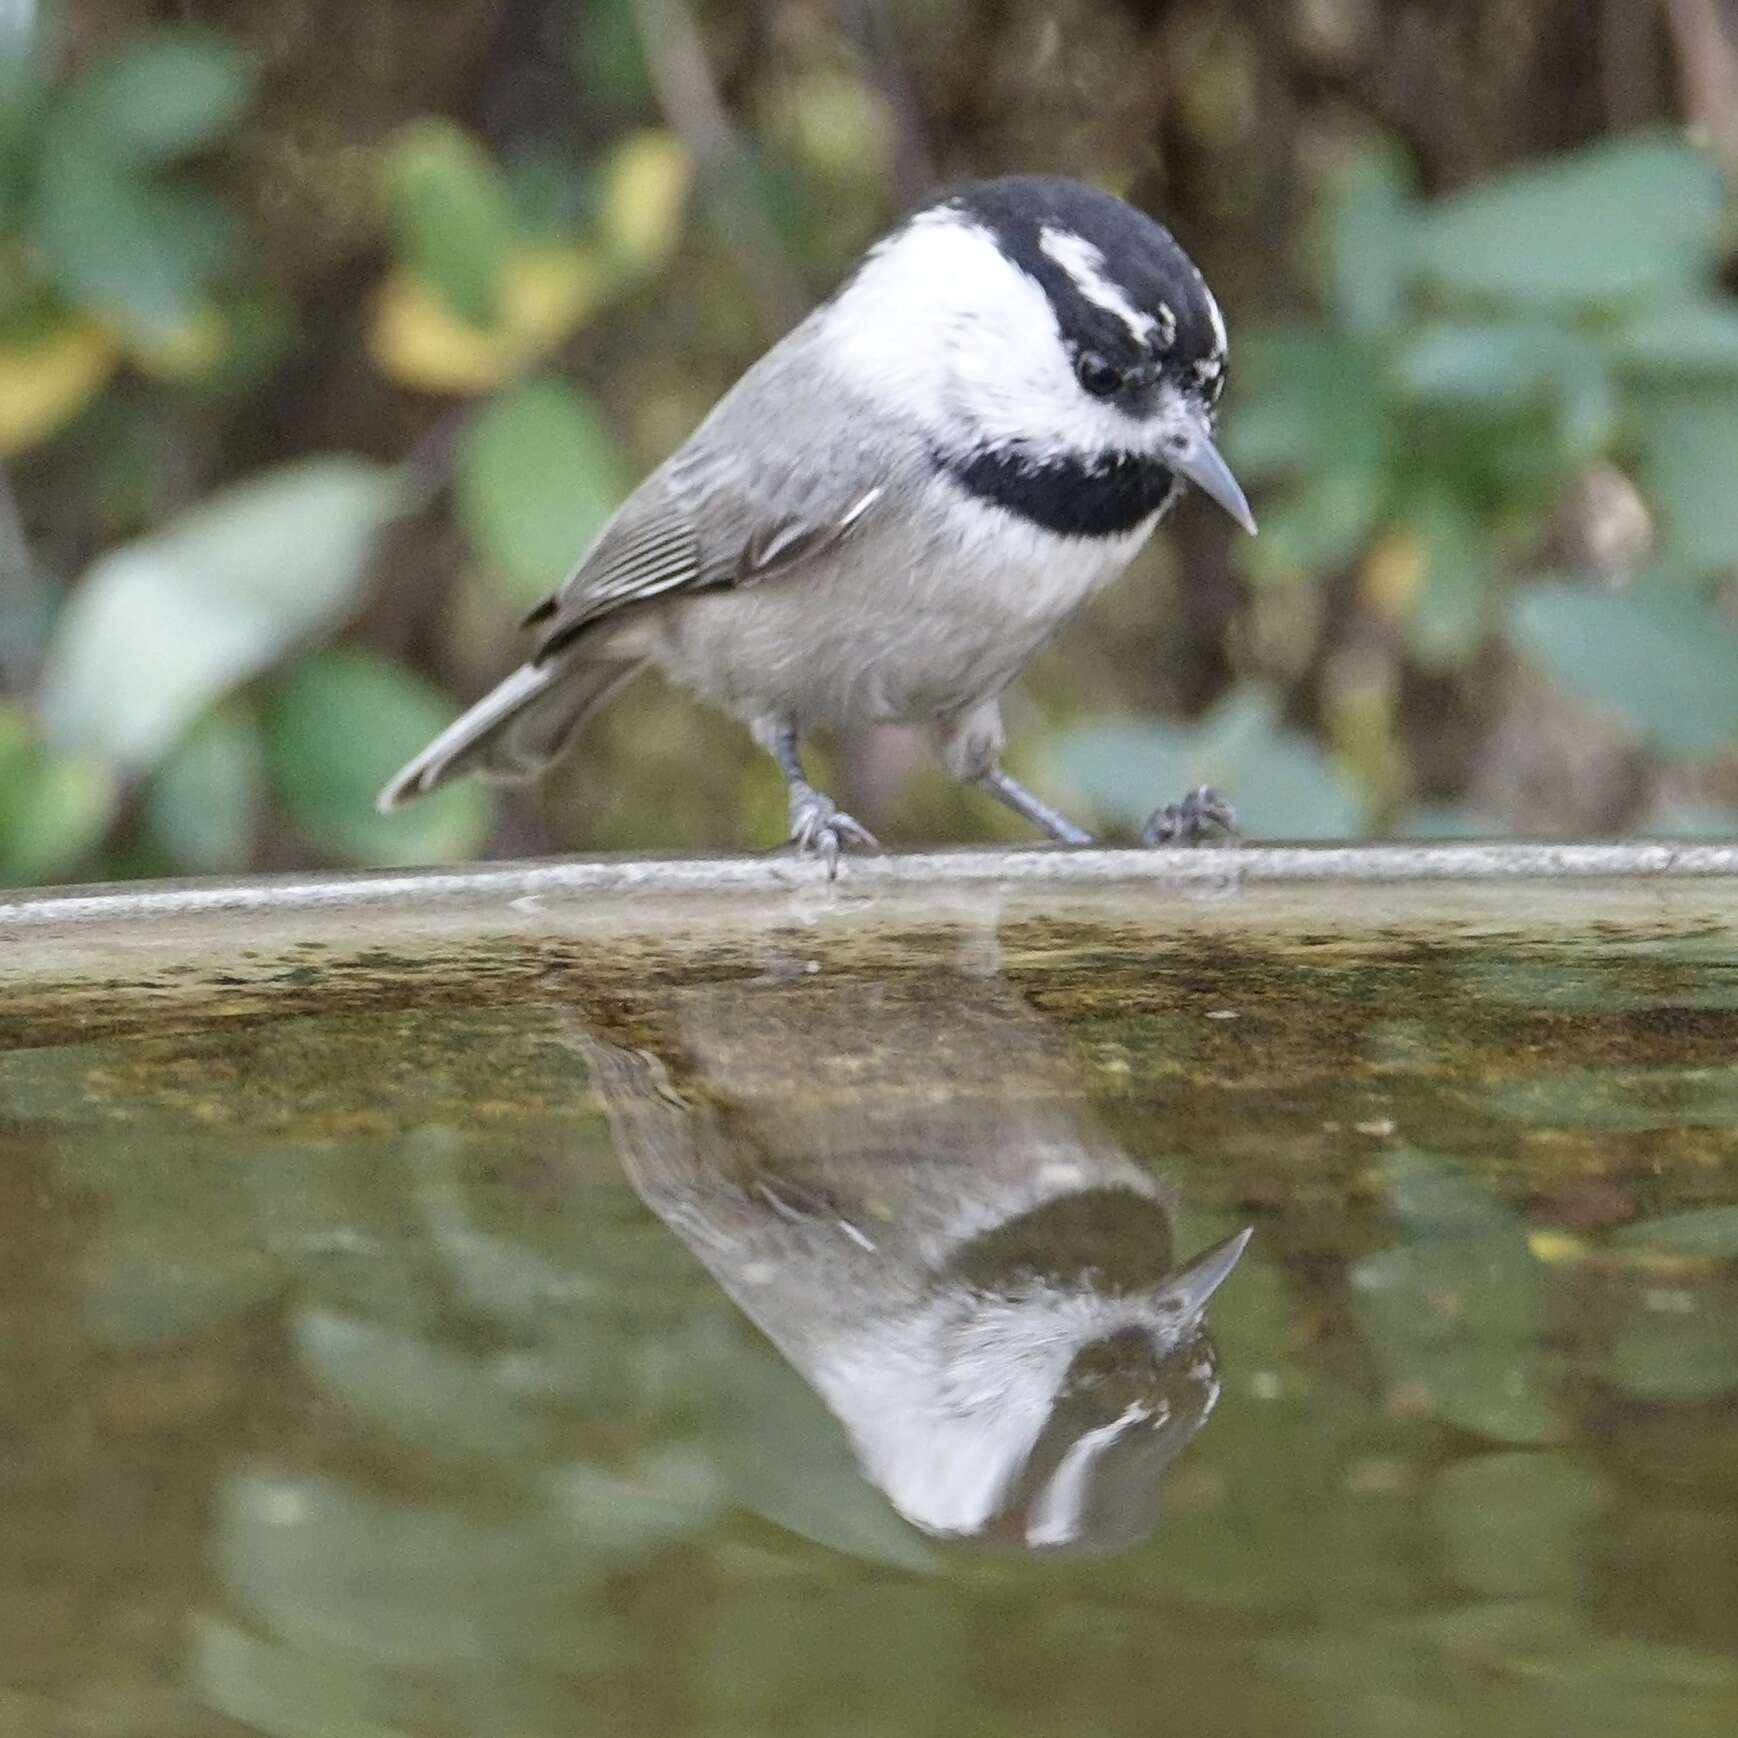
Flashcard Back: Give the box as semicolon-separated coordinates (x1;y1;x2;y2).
940;445;1178;538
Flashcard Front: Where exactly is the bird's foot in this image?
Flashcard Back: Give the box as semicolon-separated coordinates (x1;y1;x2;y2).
1141;784;1239;846
788;787;879;878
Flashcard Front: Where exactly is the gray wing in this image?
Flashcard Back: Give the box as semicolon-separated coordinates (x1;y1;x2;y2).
520;360;889;658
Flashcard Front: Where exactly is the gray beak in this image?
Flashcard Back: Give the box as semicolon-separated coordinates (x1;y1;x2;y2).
1159;1226;1253;1318
1170;421;1257;536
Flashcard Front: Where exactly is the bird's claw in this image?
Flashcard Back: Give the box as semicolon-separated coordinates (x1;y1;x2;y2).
1141;784;1239;846
789;790;879;878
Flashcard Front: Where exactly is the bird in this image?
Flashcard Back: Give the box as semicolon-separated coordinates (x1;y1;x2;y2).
575;968;1250;1553
378;174;1256;870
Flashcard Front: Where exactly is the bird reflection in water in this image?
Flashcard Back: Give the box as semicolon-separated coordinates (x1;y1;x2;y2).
574;970;1249;1555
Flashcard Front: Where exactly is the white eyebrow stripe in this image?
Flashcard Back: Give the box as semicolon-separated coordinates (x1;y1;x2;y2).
1038;226;1160;345
1196;266;1228;358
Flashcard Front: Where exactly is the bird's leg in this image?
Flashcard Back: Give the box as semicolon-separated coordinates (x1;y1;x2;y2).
754;716;879;876
1142;785;1239;846
978;768;1094;846
935;700;1094;846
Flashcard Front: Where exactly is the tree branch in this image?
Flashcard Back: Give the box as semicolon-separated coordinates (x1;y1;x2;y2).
630;0;810;334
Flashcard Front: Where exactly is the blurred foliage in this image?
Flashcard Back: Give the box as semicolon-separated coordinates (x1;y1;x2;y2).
5;0;1738;881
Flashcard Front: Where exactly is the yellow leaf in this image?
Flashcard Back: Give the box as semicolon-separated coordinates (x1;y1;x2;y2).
779;69;892;185
600;130;693;275
1360;529;1424;621
369;244;603;395
0;316;121;455
507;244;604;345
1525;1229;1589;1267
127;302;230;382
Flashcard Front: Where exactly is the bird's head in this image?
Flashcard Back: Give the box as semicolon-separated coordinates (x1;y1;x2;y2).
821;174;1254;537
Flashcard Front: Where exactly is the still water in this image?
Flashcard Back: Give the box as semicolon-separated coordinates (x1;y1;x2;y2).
1;866;1736;1736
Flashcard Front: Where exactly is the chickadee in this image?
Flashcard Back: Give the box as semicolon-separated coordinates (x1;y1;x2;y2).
380;175;1256;867
577;972;1250;1553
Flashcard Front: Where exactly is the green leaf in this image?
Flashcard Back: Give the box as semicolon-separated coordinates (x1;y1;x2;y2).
192;1616;401;1738
1223;326;1391;581
0;708;24;775
1551;337;1621;465
1351;1156;1566;1444
219;1470;626;1679
543;1453;727;1557
1392;320;1616;477
263;648;491;866
1485;1065;1738;1130
1358;1282;1566;1444
1399;1596;1583;1664
568;0;654;106
1611;1205;1738;1257
1398;1600;1738;1703
82;1216;277;1350
415;1134;605;1331
0;0;51;131
1050;686;1365;840
1411;131;1723;308
1223;325;1387;482
1608;1299;1738;1402
1434;1453;1610;1597
1611;298;1738;377
138;179;236;281
1507;581;1738;756
1385;1148;1516;1238
142;705;261;874
61;27;251;164
1403;492;1492;670
293;1308;542;1460
504;140;600;239
186;287;299;397
1632;382;1738;571
37;457;404;770
0;742;116;885
1394;320;1599;415
196;1612;577;1737
1394;323;1542;411
386;120;520;329
1243;465;1390;587
1318;142;1414;336
31;129;234;338
456;375;629;603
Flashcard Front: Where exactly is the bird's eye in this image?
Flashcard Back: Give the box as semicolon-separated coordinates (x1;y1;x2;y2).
1075;353;1123;398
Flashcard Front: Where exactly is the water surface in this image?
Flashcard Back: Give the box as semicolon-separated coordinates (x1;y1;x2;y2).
2;869;1736;1735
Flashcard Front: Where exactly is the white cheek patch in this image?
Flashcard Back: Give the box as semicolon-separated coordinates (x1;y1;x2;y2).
1039;226;1166;347
821;211;1163;460
819;210;1031;430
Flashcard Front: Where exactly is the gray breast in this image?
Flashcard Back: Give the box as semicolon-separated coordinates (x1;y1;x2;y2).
648;459;1149;728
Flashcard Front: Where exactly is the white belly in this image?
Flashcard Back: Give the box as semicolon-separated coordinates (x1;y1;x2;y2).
647;492;1157;729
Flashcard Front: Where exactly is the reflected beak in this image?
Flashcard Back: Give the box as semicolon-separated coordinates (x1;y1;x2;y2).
1160;1226;1253;1318
1170;421;1257;536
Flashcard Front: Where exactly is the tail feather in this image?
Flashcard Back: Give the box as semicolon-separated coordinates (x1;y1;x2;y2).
376;657;639;812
